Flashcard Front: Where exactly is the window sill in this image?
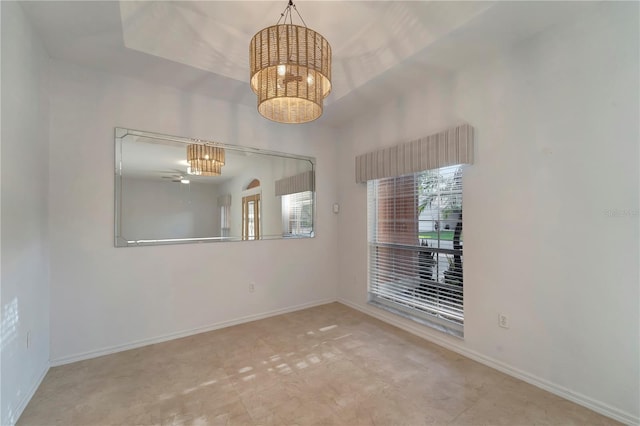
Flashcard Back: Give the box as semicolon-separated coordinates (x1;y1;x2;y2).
368;297;464;339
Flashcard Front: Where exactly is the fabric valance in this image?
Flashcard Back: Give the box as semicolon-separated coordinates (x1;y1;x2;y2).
217;194;232;207
355;123;474;183
275;170;315;196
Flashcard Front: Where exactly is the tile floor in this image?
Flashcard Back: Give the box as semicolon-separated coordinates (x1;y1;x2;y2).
18;303;618;425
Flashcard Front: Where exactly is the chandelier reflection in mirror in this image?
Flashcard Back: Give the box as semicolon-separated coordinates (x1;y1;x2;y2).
250;0;331;124
114;127;316;247
186;144;225;176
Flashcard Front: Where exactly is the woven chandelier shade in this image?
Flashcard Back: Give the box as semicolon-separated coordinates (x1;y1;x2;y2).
188;159;222;176
186;144;225;176
250;24;331;124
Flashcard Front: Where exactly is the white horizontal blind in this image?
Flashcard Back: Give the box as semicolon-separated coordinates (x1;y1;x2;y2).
220;205;230;237
368;166;465;336
282;191;314;237
218;194;231;238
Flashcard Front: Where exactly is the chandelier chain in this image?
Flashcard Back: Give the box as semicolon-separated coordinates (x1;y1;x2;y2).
276;0;307;28
292;4;307;27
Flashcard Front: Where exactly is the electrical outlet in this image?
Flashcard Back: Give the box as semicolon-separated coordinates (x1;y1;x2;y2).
26;330;31;349
249;282;255;293
498;314;509;329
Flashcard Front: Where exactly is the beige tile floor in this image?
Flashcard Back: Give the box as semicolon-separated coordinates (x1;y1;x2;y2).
18;303;617;426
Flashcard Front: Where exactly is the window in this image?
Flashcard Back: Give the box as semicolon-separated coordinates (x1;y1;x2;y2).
220;204;230;238
282;191;314;237
242;194;261;240
367;165;464;337
217;193;232;239
276;171;315;237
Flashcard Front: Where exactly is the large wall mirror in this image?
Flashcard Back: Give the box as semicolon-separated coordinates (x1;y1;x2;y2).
115;128;315;247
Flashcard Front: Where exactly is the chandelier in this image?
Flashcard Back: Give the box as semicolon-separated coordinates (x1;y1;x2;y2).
250;0;331;124
186;144;225;176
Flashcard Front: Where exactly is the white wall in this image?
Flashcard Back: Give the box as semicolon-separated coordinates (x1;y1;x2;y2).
121;178;220;240
336;2;639;423
48;60;339;363
0;2;50;424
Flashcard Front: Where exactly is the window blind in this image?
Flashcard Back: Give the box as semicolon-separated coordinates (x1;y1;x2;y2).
282;191;314;236
368;166;465;337
217;194;231;237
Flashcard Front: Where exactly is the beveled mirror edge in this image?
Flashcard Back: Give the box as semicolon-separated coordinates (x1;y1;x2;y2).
114;127;317;248
115;129;124;247
116;127;316;164
117;234;314;248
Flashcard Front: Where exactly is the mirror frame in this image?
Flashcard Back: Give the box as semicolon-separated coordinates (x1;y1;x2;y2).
114;127;316;247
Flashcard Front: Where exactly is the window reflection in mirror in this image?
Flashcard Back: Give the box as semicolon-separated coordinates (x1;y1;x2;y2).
115;128;315;247
282;191;314;237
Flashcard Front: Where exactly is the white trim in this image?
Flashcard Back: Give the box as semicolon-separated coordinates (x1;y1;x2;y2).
337;298;638;426
50;299;335;367
9;362;49;426
241;187;261;197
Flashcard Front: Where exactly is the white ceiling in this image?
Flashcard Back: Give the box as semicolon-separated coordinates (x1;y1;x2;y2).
21;1;597;126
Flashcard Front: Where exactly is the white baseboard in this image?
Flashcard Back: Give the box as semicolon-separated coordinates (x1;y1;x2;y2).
50;298;336;367
8;361;49;426
337;298;638;426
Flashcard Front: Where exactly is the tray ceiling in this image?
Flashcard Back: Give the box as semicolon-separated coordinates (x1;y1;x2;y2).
21;1;598;126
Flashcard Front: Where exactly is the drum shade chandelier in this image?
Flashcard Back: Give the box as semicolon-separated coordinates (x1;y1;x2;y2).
250;0;332;124
186;144;225;176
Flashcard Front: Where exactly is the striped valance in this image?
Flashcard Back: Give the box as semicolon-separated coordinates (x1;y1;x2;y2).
355;123;474;183
217;194;232;207
275;170;315;196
